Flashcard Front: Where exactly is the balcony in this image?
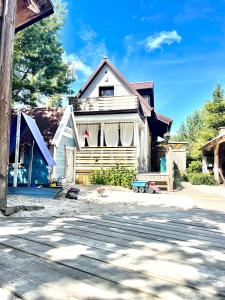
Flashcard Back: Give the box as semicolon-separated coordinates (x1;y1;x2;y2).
74;95;138;112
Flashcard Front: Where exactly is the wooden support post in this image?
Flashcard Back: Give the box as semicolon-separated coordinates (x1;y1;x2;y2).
0;0;17;209
166;146;174;192
13;110;21;187
214;144;220;183
202;152;209;174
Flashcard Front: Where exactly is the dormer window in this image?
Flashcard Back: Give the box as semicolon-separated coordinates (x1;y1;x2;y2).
99;86;114;97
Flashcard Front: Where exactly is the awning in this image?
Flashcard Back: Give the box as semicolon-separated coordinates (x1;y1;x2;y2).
10;112;56;167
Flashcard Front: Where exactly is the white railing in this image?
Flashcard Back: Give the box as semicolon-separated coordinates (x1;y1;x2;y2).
76;95;138;112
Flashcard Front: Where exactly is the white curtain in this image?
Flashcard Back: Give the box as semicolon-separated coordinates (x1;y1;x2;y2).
140;129;146;165
120;123;134;147
86;124;99;147
136;128;141;159
77;124;86;147
104;123;119;147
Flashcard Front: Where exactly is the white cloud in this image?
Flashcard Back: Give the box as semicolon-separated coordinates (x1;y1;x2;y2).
63;53;92;78
78;25;97;41
145;30;182;51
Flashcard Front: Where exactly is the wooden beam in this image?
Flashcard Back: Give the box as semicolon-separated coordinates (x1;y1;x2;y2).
27;0;40;14
0;0;17;210
214;144;220;183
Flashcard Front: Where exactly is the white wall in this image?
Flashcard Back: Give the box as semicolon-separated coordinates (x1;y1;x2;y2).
81;65;132;98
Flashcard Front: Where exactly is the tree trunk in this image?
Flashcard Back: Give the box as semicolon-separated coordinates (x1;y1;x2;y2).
0;0;17;209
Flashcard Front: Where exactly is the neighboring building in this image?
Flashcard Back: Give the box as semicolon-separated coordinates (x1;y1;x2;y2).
9;106;80;186
202;127;225;183
70;58;172;183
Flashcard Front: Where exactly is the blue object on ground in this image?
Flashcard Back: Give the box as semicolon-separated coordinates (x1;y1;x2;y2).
131;180;149;188
8;187;62;199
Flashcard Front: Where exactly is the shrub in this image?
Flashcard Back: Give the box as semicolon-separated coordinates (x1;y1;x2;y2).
187;173;217;185
187;160;202;173
90;166;136;189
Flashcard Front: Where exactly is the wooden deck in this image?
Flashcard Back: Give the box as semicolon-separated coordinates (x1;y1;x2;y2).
1;210;225;299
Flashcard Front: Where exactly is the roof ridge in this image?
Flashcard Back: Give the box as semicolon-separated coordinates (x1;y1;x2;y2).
130;81;153;84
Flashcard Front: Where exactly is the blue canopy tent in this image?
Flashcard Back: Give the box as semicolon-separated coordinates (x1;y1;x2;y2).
9;111;56;187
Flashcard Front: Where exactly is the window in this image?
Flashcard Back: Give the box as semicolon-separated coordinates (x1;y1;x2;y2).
99;86;114;97
143;95;150;103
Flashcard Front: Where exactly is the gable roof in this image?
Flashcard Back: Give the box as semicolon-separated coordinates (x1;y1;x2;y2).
12;107;65;143
11;106;81;150
130;81;154;90
202;132;225;150
77;58;153;117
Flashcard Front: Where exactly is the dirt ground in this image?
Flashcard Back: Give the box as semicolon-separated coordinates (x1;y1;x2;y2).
1;182;224;218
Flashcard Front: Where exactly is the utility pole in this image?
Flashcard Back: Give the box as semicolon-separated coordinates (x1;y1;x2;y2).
0;0;17;210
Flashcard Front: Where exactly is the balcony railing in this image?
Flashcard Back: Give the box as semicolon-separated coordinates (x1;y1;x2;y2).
75;95;138;112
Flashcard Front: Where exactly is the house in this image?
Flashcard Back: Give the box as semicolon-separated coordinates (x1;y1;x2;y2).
70;58;172;184
9;106;80;186
202;127;225;183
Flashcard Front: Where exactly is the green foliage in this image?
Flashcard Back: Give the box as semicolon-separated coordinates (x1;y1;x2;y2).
13;0;72;107
187;173;217;185
47;95;63;107
90;166;136;189
187;161;202;173
173;84;225;161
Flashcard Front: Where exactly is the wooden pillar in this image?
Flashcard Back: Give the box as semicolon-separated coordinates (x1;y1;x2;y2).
202;152;209;174
0;0;17;209
166;146;174;192
214;144;220;183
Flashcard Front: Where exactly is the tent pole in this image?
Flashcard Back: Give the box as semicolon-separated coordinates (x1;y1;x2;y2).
28;140;34;187
13;110;21;187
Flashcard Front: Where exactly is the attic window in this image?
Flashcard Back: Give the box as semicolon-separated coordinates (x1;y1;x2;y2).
99;86;114;97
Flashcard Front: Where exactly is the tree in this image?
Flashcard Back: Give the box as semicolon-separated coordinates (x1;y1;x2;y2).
12;1;72;107
174;110;203;143
174;84;225;161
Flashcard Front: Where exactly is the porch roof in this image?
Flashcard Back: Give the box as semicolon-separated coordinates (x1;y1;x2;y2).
16;0;54;32
202;133;225;151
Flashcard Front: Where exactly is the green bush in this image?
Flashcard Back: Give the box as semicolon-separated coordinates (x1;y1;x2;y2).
90;166;136;189
187;173;217;185
187;160;202;173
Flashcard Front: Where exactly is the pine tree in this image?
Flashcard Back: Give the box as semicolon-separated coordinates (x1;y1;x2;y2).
12;1;72;107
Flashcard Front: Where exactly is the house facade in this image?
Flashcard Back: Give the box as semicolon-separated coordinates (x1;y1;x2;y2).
9;106;80;186
70;58;172;183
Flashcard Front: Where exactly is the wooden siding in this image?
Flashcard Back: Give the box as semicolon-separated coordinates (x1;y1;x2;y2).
75;95;138;112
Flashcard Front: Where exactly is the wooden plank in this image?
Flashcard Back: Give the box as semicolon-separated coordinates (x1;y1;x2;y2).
2;218;225;271
0;245;147;300
0;232;222;299
6;230;225;298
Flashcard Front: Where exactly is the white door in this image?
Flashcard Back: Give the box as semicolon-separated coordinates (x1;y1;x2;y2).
65;147;76;183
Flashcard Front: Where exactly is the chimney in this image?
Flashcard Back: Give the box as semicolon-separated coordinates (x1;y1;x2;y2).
219;127;225;135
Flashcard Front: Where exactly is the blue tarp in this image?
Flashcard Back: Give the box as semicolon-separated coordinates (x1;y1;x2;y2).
10;112;56;167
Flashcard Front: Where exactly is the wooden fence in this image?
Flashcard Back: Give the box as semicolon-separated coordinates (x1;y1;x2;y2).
76;146;137;184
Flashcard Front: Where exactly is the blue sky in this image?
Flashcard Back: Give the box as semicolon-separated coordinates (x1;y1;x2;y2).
60;0;225;132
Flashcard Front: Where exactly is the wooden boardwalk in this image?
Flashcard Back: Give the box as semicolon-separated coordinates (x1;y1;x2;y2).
0;209;225;299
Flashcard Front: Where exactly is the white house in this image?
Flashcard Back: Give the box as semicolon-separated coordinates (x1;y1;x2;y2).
70;58;172;184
